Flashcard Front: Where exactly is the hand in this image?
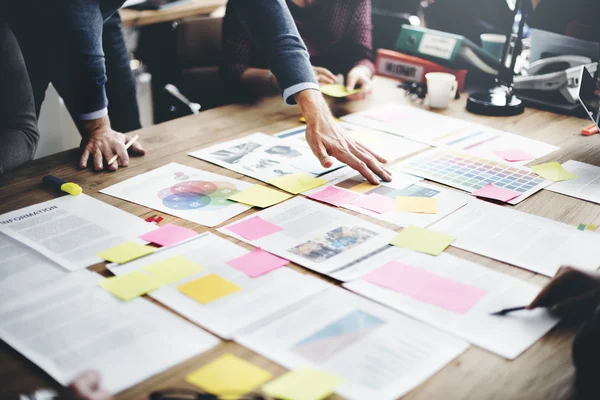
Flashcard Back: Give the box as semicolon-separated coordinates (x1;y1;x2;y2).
77;116;145;172
295;89;392;184
312;66;337;85
345;65;373;101
62;371;112;400
528;266;600;317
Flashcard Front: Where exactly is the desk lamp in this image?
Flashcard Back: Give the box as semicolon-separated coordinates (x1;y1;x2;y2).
466;0;529;116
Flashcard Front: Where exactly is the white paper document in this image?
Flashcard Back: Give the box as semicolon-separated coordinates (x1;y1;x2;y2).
236;287;469;400
100;163;253;227
188;132;343;181
544;160;600;204
431;201;600;276
218;197;398;280
0;270;219;394
342;104;558;164
345;248;560;359
0;194;155;271
107;233;329;339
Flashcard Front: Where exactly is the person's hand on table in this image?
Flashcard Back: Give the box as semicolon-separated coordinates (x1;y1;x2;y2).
295;89;392;184
345;65;373;101
528;266;600;317
312;66;337;85
62;371;113;400
77;116;145;172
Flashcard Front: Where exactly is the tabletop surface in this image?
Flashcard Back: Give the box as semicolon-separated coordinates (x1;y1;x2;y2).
0;77;597;400
119;0;227;28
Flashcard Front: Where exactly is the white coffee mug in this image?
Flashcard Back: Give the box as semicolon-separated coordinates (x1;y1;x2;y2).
425;72;458;109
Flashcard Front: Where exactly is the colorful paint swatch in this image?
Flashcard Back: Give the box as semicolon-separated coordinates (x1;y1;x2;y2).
262;369;344;400
308;186;361;207
350;193;395;214
186;353;272;396
226;249;289;278
494;148;535;162
97;242;156;264
364;261;487;313
396;196;437;214
320;84;361;98
228;185;292;208
143;256;205;285
268;173;327;194
100;271;161;301
139;224;198;247
470;183;521;202
531;162;578;182
390;226;455;256
178;273;241;305
226;216;283;241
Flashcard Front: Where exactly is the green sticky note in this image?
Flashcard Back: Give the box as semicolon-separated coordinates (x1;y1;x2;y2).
178;273;241;305
186;353;272;396
530;162;577;182
268;173;327;194
143;256;205;285
100;271;161;301
97;242;156;264
390;226;455;256
320;84;361;98
262;369;343;400
228;184;292;208
578;223;586;231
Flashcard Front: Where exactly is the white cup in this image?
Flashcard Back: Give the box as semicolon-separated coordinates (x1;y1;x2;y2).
425;72;458;109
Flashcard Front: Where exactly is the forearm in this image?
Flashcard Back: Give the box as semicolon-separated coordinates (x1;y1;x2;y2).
240;68;280;96
0;128;39;174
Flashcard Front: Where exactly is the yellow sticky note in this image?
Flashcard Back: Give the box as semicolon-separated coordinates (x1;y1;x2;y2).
178;273;241;304
530;162;577;182
100;271;161;301
143;256;204;285
349;182;378;194
268;173;327;194
587;224;597;231
228;185;292;208
262;369;344;400
320;84;361;98
96;242;156;264
390;226;455;256
396;196;438;214
350;130;383;148
300;116;341;123
186;353;272;396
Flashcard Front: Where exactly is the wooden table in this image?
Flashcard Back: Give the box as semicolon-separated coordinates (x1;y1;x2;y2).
119;0;226;28
0;77;597;400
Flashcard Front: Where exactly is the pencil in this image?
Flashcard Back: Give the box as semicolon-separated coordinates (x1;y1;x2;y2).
108;134;139;165
489;306;528;316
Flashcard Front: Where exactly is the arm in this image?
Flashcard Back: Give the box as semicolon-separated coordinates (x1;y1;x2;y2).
345;0;376;97
0;23;39;174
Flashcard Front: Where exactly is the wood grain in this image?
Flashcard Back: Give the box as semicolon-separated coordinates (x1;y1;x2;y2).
0;77;595;399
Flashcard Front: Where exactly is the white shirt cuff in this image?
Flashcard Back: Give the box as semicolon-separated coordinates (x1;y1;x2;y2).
283;82;321;105
75;108;109;121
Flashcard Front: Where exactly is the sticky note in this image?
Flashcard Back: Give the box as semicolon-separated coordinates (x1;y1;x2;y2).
100;271;161;301
390;226;455;256
226;248;289;278
143;256;205;285
470;183;521;202
299;116;306;123
494;148;535;162
349;181;378;194
396;196;437;214
262;369;343;400
578;223;586;231
364;261;487;313
268;173;327;194
178;273;241;304
350;130;383;148
228;185;292;208
350;193;395;214
587;224;597;231
96;242;156;264
531;162;578;182
320;83;361;98
186;353;272;396
226;216;283;241
139;224;198;247
308;186;361;207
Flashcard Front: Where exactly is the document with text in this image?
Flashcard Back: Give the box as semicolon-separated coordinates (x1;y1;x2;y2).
544;160;600;204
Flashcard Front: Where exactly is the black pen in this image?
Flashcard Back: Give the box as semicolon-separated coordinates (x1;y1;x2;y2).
489;306;528;316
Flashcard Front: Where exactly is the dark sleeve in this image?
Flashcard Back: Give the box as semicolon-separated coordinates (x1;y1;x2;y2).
345;0;375;75
219;2;256;84
0;23;39;174
228;0;319;104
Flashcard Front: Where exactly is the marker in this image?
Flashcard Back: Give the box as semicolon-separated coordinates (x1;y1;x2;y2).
107;134;139;166
489;306;527;316
42;176;82;196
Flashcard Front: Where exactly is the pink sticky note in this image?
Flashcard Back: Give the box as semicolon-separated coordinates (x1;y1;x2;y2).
139;224;198;247
308;186;361;207
351;193;395;214
471;183;521;202
494;148;535;162
226;216;283;241
364;261;487;314
226;248;289;278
